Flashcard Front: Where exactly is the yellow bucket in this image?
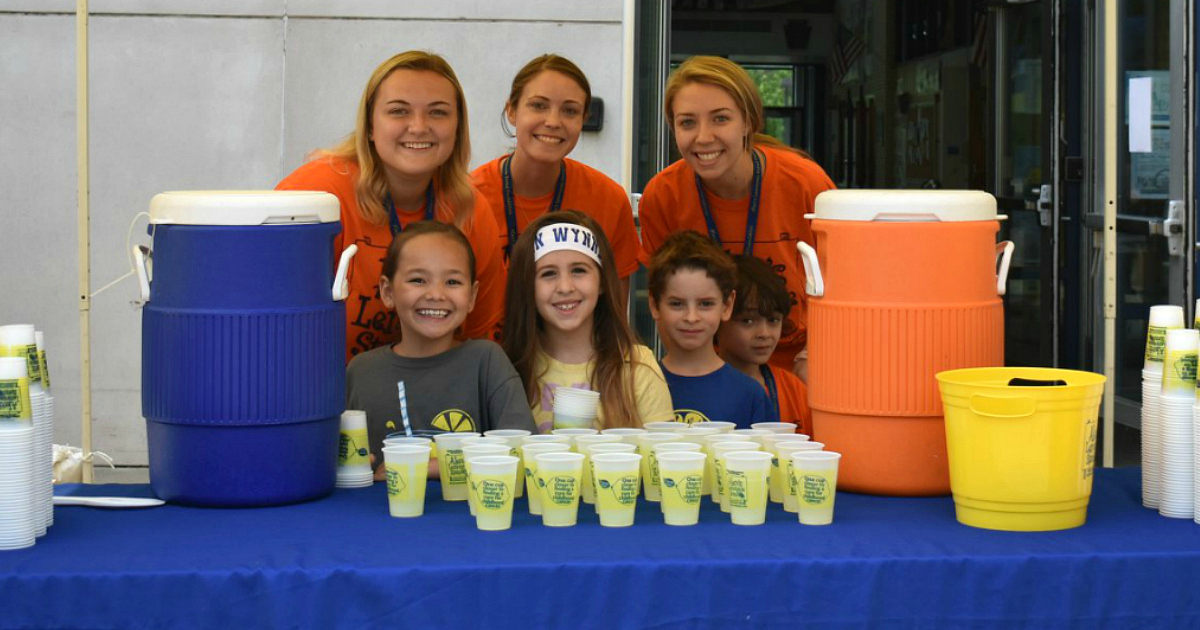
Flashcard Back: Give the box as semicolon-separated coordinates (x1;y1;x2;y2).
935;367;1106;532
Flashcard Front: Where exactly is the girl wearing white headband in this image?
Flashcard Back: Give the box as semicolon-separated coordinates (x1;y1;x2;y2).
503;211;674;432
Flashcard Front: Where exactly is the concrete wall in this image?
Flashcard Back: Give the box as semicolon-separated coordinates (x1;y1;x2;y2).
0;1;628;464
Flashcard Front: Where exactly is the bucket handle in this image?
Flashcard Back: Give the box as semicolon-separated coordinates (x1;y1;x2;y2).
968;393;1036;419
796;241;824;297
995;241;1014;296
133;245;152;303
332;244;358;301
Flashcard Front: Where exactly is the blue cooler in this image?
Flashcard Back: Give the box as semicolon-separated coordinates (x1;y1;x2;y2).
139;191;355;507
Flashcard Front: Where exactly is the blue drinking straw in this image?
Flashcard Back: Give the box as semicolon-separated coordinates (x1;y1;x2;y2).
397;381;413;437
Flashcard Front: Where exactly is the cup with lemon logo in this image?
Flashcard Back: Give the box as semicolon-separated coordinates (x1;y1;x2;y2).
790;451;842;526
432;432;480;501
761;434;810;503
712;441;761;513
656;451;707;526
573;434;623;505
466;455;520;531
591;452;642;527
724;451;773;526
382;444;432;518
462;444;510;516
637;433;683;501
520;442;571;515
484;429;532;498
776;441;824;513
534;452;585;527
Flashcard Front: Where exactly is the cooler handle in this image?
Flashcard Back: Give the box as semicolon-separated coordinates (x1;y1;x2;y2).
967;393;1036;419
332;244;358;301
796;241;824;297
133;245;152;303
995;241;1014;296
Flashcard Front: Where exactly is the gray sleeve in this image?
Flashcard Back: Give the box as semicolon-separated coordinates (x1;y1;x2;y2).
481;344;537;433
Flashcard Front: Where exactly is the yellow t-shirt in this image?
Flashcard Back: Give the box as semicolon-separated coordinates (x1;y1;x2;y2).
530;345;675;433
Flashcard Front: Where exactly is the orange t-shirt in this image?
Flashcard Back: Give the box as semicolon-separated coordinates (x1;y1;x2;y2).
639;145;835;369
472;156;641;278
767;364;812;436
277;156;507;362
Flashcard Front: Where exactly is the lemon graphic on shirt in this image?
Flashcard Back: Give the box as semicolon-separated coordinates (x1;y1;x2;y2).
674;410;711;425
431;409;477;432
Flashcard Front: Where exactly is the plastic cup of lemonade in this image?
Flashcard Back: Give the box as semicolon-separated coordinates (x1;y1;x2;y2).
462;444;511;516
484;429;532;498
751;422;798;434
777;441;824;513
703;435;755;503
534;452;585;527
468;455;520;531
713;441;761;513
638;433;683;501
591;452;642;527
790;451;842;525
520;442;570;516
574;434;623;505
724;450;773;526
656;451;707;526
761;434;809;503
382;444;432;517
432;432;481;501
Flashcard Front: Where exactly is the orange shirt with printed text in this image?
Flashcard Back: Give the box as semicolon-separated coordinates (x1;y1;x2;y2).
639;145;835;370
277;156;507;362
472;156;641;277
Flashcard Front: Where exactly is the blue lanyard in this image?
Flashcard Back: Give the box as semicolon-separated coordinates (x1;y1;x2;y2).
694;149;763;255
760;364;781;423
501;155;567;257
385;186;437;236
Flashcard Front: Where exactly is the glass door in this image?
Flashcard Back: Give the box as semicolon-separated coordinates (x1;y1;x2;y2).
1093;0;1192;466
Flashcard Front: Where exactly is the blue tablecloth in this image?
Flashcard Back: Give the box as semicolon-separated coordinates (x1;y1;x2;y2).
0;468;1198;628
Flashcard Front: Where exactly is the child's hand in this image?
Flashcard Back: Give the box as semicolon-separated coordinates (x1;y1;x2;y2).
427;458;440;480
793;349;808;384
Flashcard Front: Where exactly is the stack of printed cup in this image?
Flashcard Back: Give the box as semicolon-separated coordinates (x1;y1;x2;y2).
0;324;49;537
335;411;374;488
1142;305;1184;508
0;356;36;550
1158;328;1197;518
552;387;600;429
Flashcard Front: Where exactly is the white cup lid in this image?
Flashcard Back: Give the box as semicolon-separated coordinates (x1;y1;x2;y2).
808;190;1001;222
149;191;339;226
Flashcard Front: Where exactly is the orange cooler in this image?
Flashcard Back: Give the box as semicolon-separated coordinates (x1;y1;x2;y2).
798;190;1013;495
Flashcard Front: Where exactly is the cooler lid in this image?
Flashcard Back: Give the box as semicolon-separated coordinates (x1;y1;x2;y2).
807;190;1003;222
149;191;340;226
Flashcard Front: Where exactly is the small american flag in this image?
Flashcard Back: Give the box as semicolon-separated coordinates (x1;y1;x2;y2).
830;25;866;85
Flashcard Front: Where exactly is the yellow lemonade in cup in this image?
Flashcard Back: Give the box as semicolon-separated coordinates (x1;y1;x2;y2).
656;451;707;526
468;455;520;531
484;429;532;498
574;435;623;505
724;451;773;525
704;435;755;504
462;444;510;516
713;441;760;513
761;434;811;503
432;432;481;501
791;451;842;525
520;442;570;515
638;433;683;501
534;452;585;527
591;453;642;527
776;441;824;513
652;442;704;513
382;444;432;518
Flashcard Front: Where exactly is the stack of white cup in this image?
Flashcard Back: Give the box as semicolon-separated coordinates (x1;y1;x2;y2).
0;324;50;537
552;387;600;429
1142;305;1184;508
1158;328;1196;518
336;410;374;488
0;356;36;550
34;330;53;530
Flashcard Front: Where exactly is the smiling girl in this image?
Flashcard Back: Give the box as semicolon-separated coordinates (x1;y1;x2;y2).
346;221;535;478
278;51;507;362
502;211;673;432
473;55;640;309
638;56;835;375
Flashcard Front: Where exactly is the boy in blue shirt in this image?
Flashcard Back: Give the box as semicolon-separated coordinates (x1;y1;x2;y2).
647;231;771;428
